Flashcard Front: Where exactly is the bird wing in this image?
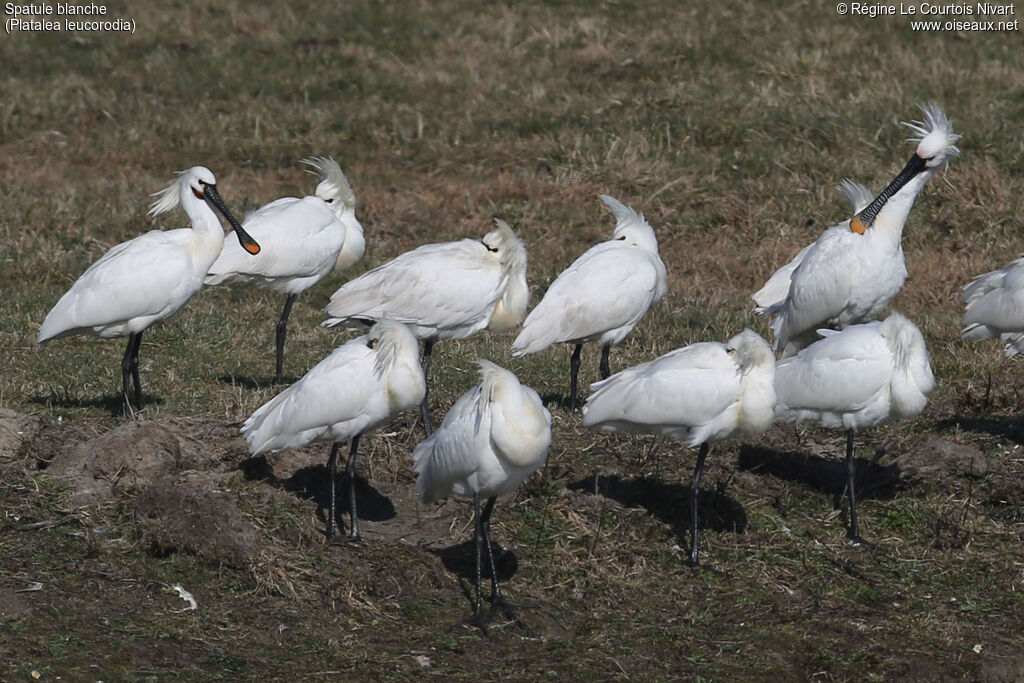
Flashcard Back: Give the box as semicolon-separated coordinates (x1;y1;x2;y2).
752;242;814;315
776;226;860;347
774;324;892;414
325;239;504;336
242;339;380;453
206;196;344;282
961;259;1024;333
583;343;743;443
38;229;198;340
412;385;488;503
513;243;661;354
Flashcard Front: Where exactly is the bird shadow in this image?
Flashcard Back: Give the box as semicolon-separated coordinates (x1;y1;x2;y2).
241;455;396;533
566;473;749;539
217;375;298;391
540;391;577;412
934;414;1024;443
432;539;519;583
29;391;164;418
736;444;899;502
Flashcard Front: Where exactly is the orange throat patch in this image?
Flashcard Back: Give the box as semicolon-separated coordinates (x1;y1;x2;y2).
849;215;868;234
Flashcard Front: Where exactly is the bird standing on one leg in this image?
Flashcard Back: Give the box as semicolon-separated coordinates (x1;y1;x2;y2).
582;329;776;566
754;105;961;357
773;312;935;543
242;319;425;541
512;195;667;410
323;219;529;436
205;156;364;384
37;166;260;416
413;361;551;630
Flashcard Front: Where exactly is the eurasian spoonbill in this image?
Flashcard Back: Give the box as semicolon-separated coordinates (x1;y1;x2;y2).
413;360;551;629
755;105;960;356
37;166;260;414
582;329;776;566
512;195;667;409
242;319;425;540
205;157;364;383
961;258;1024;357
323;218;528;435
774;312;934;543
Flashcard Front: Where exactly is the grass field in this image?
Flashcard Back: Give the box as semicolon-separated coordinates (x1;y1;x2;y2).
2;1;1023;680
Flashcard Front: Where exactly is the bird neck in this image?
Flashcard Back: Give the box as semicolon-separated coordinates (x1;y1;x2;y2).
489;269;529;332
867;169;934;239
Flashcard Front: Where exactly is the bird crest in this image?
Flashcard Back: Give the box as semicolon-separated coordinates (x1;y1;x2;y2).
903;104;961;166
148;170;190;217
302;156;357;208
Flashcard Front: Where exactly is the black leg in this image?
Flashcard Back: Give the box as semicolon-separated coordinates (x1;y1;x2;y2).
845;429;862;543
345;435;361;540
569;343;583;410
599;343;611;380
688;443;710;567
465;492;487;631
421;339;434;436
121;332;143;415
275;294;297;384
480;496;518;620
325;442;340;539
129;331;143;408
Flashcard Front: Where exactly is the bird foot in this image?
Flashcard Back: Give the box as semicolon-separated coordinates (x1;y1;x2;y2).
847;534;879;551
488;595;524;621
327;532;365;547
460;607;489;635
687;561;727;578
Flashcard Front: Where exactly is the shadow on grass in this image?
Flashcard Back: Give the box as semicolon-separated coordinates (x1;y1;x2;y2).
934;414;1024;442
736;444;900;502
433;539;519;583
241;455;396;535
29;391;164;418
566;473;749;540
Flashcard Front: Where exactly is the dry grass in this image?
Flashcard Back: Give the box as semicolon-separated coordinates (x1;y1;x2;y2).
2;1;1024;680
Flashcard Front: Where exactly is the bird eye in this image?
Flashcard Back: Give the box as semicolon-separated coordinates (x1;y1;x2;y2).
325;198;335;204
616;236;627;241
367;338;378;349
482;241;499;253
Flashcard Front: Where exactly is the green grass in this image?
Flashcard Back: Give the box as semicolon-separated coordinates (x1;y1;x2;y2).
2;0;1024;680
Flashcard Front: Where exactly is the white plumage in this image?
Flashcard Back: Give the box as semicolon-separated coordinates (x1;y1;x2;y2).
582;329;776;566
37;166;259;413
774;311;934;541
205;157;364;383
512;195;668;408
242;319;425;539
961;258;1024;357
755;105;961;356
323;218;529;435
412;360;550;628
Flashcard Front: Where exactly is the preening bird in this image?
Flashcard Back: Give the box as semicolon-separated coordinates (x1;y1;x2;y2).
755;105;961;356
961;258;1024;357
242;319;425;540
512;195;668;409
774;312;934;543
323;218;529;435
37;166;260;414
753;179;874;316
205;157;364;383
582;329;776;566
413;361;551;629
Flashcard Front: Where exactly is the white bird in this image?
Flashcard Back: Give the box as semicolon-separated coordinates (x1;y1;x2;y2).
243;319;425;540
512;195;668;409
961;258;1024;357
205;157;364;383
582;329;776;566
323;218;529;435
37;166;260;414
774;311;934;542
755;105;961;356
753;179;874;316
413;360;551;629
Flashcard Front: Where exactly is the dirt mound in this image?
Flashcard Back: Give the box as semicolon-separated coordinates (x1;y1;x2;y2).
45;420;208;505
135;475;262;568
0;408;43;460
894;438;989;484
